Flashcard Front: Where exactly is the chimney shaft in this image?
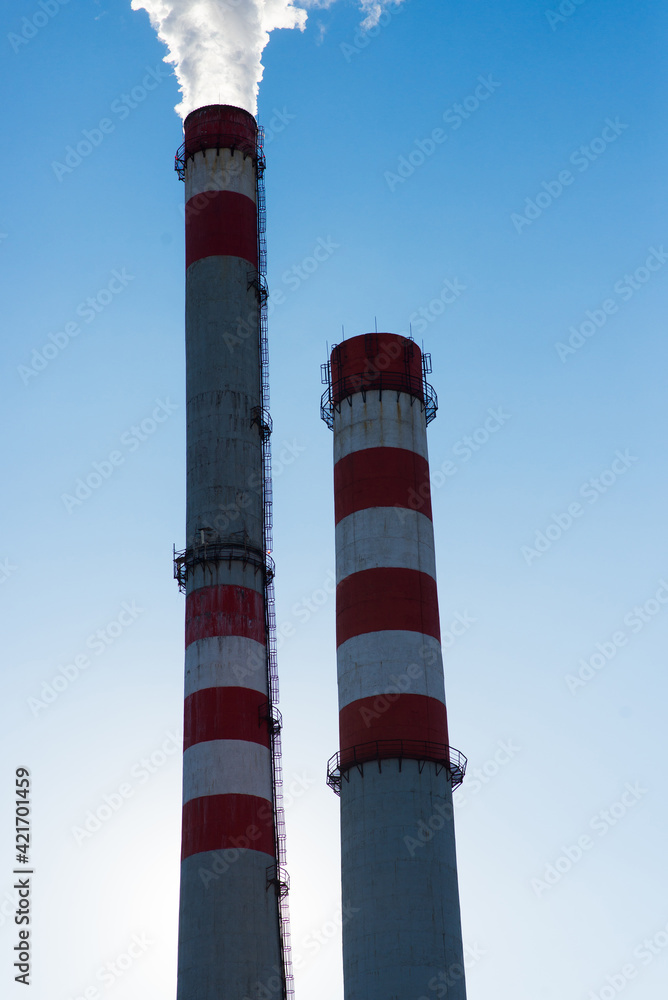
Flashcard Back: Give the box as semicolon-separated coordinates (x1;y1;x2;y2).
175;104;287;1000
323;332;468;1000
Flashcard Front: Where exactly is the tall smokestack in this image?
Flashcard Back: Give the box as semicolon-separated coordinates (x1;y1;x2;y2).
321;333;468;1000
174;105;292;1000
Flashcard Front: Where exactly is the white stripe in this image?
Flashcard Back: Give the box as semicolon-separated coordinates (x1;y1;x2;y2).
185;147;257;202
185;637;268;698
337;631;446;711
333;392;429;464
183;740;273;804
335;508;436;585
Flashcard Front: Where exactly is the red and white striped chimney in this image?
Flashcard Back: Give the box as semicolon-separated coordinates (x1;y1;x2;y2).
322;332;468;1000
174;105;291;1000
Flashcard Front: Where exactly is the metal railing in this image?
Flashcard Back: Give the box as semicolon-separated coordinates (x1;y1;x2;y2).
173;540;273;594
266;863;291;899
175;130;260;181
251;404;273;442
326;740;467;794
320;370;438;429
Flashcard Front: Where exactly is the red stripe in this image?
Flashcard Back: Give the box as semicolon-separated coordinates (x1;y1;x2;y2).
181;794;275;861
334;447;432;524
183;105;257;162
185;190;258;268
339;693;448;748
184;688;270;750
330;334;423;406
186;585;265;647
337;568;440;646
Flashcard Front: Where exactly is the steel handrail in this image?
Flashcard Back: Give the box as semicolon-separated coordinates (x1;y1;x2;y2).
320;371;438;429
326;740;467;794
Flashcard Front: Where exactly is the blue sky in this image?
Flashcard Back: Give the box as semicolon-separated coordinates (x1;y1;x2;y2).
1;1;667;998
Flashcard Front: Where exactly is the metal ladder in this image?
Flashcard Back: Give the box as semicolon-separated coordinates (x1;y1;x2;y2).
257;128;295;1000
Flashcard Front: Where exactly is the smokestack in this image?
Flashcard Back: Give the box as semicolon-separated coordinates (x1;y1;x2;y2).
174;105;292;1000
321;333;468;1000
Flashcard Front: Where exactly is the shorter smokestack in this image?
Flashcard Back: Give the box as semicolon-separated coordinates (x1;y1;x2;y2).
322;332;468;1000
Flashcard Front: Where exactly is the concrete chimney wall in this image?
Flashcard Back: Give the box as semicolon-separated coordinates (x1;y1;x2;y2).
175;105;284;1000
323;333;468;1000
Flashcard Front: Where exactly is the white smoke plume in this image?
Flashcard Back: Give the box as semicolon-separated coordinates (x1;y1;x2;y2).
130;0;306;118
130;0;407;119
